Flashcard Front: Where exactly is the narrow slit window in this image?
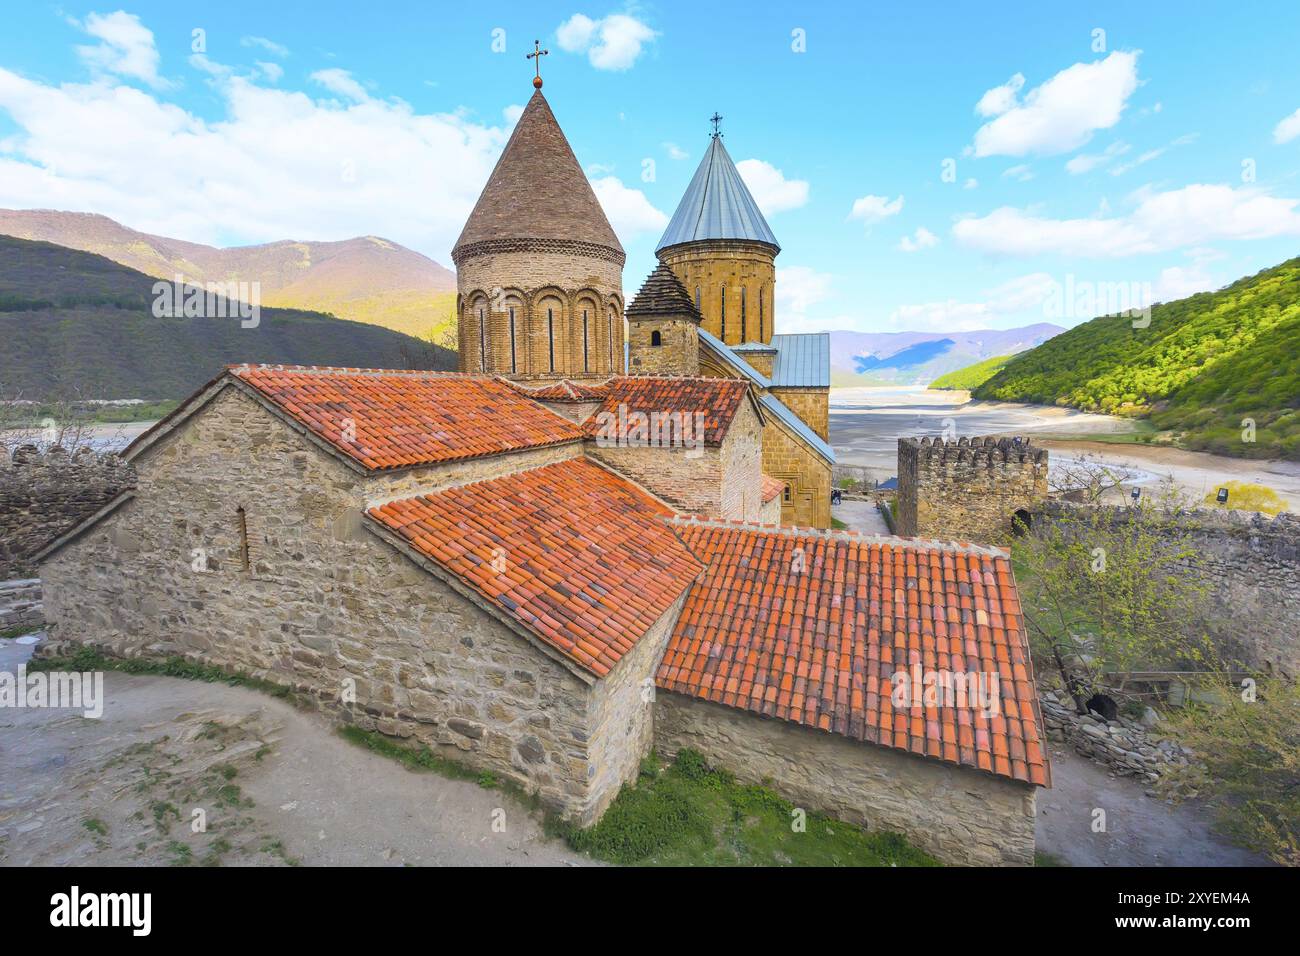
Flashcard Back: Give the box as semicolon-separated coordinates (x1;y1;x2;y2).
236;506;250;572
478;307;486;371
547;307;556;372
741;287;747;341
695;286;701;310
608;312;614;368
582;309;590;372
651;330;662;347
720;285;726;341
758;289;764;341
509;307;517;373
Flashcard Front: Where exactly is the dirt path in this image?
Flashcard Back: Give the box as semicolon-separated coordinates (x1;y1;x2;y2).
1036;748;1271;867
0;638;593;867
833;497;890;535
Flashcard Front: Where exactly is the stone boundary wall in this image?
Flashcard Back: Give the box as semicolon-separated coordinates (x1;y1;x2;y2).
0;445;136;579
1040;690;1193;783
1039;502;1299;678
654;692;1038;866
0;578;43;632
897;436;1048;545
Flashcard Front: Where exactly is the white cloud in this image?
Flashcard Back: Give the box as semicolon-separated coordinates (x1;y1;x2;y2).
590;175;667;235
1274;108;1300;144
241;36;289;58
975;73;1024;118
1002;163;1034;182
953;183;1300;257
0;62;520;263
556;13;657;71
1110;134;1196;175
897;227;939;253
257;62;284;83
75;11;167;88
848;194;903;228
1065;140;1130;175
310;68;368;102
889;272;1058;332
775;266;834;333
972;51;1140;158
663;141;688;160
963;177;979;189
1153;265;1216;301
503;103;525;126
735;158;809;214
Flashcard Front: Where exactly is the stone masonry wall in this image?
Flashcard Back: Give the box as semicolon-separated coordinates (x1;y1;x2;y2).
762;418;831;528
627;317;700;376
897;437;1048;545
769;387;829;442
0;578;43;632
655;693;1037;866
35;384;635;821
585;441;725;517
1039;501;1300;678
719;400;763;521
0;445;136;579
659;240;776;346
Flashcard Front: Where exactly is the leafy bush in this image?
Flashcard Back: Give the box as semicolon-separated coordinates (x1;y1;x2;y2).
1201;481;1288;516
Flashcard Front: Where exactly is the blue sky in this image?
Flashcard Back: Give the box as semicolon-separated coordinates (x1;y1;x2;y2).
2;1;1299;334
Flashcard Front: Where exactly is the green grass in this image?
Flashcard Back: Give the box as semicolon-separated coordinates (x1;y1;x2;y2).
0;623;43;640
830;516;848;530
81;817;108;836
930;354;1015;390
27;646;300;703
559;750;937;866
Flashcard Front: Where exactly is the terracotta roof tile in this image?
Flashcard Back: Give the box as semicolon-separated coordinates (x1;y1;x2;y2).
657;521;1050;787
582;376;750;447
505;378;612;402
229;365;580;471
367;458;702;678
760;474;785;504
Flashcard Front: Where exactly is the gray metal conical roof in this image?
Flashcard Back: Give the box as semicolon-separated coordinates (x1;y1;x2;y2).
656;135;780;254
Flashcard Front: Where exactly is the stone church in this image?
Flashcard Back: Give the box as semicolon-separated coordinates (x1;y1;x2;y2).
33;81;1049;866
454;88;833;528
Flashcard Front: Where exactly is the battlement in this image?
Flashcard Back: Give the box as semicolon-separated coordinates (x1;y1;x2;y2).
896;435;1049;545
899;435;1049;467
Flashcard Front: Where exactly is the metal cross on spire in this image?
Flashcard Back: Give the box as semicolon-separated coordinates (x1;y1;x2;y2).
527;40;549;89
710;112;724;138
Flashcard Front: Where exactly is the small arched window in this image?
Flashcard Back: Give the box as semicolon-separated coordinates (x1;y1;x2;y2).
741;287;747;341
783;484;791;502
651;330;662;347
582;309;590;372
695;286;701;310
758;287;764;341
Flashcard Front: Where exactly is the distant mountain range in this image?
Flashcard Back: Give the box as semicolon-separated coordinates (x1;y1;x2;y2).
827;324;1065;387
0;236;453;402
0;210;457;340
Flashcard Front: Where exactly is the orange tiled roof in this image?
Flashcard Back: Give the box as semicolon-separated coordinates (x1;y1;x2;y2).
506;378;611;402
367;458;702;677
760;474;785;504
582;376;750;447
657;521;1050;787
229;365;581;470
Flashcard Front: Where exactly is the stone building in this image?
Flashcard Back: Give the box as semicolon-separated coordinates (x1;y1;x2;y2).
38;362;1049;864
896;436;1049;545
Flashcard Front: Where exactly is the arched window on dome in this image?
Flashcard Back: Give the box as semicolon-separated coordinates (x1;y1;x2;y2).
741;287;747;341
477;305;487;371
758;286;765;341
651;330;662;347
582;308;590;372
508;306;518;373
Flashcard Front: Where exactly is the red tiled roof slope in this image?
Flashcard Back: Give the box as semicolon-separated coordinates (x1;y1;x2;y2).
367;458;702;678
230;365;580;470
581;376;750;447
657;521;1050;787
760;474;785;504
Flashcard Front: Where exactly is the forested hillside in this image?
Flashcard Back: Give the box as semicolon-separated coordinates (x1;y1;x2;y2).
973;257;1300;460
929;355;1013;390
0;237;454;402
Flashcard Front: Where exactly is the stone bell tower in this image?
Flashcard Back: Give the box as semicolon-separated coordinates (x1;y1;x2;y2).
625;263;702;376
656;115;779;348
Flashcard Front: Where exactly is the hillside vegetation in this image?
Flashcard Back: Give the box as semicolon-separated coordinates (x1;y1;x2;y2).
0;236;454;402
929;355;1014;390
974;257;1300;460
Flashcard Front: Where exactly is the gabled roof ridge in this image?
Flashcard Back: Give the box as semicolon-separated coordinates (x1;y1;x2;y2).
666;514;1010;559
226;363;483;379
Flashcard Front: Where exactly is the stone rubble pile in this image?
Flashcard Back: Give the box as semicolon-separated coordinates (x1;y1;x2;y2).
1040;690;1195;784
0;578;43;632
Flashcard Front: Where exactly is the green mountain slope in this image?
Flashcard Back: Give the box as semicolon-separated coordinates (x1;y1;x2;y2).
973;257;1300;460
0;236;455;402
0;210;458;340
929;355;1014;390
